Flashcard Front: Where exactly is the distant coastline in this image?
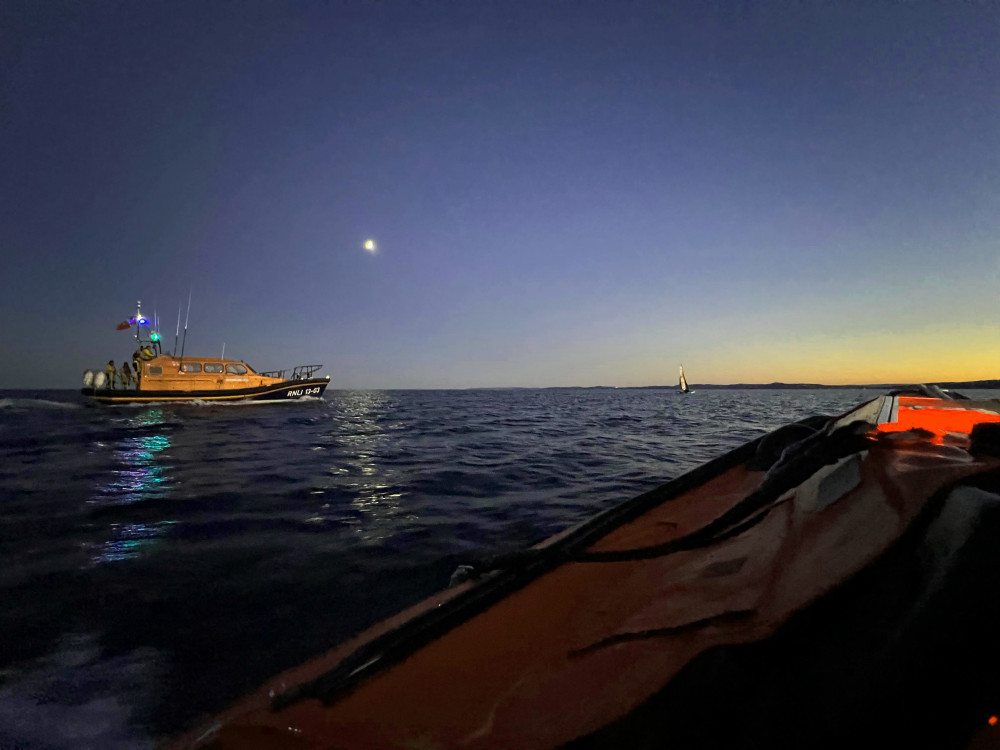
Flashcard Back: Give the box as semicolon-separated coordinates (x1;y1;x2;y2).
557;379;1000;391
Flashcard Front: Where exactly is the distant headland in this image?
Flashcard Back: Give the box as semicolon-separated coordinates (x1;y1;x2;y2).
565;379;1000;391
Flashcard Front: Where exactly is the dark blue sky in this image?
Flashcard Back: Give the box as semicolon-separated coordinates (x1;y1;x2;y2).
3;1;998;388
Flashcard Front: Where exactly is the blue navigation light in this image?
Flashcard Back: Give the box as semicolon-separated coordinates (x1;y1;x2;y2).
138;317;148;325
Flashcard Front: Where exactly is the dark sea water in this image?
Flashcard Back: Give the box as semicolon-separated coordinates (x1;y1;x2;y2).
0;387;995;748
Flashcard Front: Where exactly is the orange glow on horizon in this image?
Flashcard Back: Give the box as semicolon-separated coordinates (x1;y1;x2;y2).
651;321;1000;387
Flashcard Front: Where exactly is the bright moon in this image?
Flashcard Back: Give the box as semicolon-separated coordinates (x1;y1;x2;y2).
364;239;377;253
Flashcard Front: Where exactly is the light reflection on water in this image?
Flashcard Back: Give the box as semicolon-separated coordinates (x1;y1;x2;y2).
94;520;177;564
99;433;169;500
323;392;408;543
89;408;173;564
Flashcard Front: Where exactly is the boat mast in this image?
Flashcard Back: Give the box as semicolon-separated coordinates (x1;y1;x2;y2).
132;300;161;354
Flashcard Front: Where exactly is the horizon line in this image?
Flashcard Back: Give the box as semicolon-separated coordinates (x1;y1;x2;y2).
5;378;999;393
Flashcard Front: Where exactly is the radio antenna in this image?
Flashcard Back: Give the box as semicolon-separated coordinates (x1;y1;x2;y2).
179;289;192;361
173;302;181;356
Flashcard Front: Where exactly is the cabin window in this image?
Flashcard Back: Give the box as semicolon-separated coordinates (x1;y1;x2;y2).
225;364;248;375
181;363;202;373
204;363;224;373
148;366;162;375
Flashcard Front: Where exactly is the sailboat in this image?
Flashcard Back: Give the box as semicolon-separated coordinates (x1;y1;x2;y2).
678;365;693;394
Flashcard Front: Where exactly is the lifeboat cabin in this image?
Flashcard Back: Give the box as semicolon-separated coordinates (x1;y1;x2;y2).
81;302;330;404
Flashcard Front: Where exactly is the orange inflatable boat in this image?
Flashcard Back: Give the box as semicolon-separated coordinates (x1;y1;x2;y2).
173;387;1000;749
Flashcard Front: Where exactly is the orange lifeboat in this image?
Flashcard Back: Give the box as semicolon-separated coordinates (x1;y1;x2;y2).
81;301;330;403
172;388;1000;749
82;354;329;404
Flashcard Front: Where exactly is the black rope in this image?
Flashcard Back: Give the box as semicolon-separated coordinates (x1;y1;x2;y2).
572;422;871;563
569;609;757;657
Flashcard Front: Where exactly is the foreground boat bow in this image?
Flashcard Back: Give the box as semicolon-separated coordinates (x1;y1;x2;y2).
174;388;1000;749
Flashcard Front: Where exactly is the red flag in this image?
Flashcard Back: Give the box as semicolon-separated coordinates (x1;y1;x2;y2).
116;321;131;330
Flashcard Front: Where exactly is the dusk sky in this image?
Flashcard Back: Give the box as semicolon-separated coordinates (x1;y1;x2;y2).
2;1;998;389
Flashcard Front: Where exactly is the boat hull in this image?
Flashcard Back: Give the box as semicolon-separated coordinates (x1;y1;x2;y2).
80;377;330;404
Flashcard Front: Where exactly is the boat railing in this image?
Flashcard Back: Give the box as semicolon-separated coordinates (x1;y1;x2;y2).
260;364;324;380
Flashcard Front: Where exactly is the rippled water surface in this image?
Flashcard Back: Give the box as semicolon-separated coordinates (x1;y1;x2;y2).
0;387;919;746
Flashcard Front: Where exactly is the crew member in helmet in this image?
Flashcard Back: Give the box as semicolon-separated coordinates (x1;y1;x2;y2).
105;360;117;390
132;352;142;387
121;361;133;389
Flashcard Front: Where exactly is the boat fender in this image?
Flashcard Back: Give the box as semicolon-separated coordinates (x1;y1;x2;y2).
93;371;107;389
970;422;1000;458
448;565;477;587
796;453;864;514
83;370;94;387
457;547;552;579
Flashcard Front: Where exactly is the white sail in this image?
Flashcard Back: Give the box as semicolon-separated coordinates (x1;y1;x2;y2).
679;365;689;393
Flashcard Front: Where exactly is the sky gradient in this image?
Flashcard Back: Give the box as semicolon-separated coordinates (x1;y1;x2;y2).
2;1;998;389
